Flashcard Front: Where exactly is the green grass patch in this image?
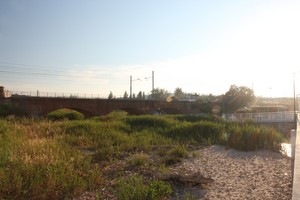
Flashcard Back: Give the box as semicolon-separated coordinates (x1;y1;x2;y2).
127;152;149;167
47;108;84;120
115;175;172;200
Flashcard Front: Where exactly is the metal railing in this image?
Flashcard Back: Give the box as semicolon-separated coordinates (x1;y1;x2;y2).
10;91;113;99
223;111;295;123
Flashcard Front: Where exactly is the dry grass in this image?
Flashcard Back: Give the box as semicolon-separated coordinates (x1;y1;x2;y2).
0;113;286;199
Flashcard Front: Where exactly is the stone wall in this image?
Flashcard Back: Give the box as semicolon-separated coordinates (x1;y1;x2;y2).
8;96;197;117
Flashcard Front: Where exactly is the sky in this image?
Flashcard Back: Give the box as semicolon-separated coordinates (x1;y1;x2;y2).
0;0;300;98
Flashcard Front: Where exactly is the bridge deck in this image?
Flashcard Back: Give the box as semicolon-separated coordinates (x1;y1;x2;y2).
292;120;300;199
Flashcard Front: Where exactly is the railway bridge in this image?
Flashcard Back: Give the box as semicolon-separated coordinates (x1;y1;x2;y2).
1;96;198;117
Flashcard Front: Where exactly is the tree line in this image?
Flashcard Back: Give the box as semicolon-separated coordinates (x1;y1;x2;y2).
108;85;255;115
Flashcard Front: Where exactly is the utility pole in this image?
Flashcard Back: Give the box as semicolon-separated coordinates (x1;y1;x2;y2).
145;71;155;99
294;73;297;129
152;70;154;92
130;76;140;99
130;76;132;99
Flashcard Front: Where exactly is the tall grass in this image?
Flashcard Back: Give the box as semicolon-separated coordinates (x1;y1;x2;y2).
0;113;287;199
0;119;102;199
226;122;285;151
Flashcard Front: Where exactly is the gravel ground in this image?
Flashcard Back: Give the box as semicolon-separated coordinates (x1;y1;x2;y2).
169;145;292;200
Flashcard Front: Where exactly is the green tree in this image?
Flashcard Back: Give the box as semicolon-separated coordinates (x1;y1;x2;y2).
123;91;129;99
193;94;218;114
151;88;170;100
142;92;146;99
108;91;114;99
137;91;143;99
221;85;255;113
174;87;184;100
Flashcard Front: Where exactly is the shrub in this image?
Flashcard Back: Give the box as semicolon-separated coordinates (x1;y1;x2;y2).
0;104;27;117
47;109;84;120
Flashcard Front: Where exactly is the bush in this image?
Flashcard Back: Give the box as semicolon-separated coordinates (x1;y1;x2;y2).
47;109;84;120
0;104;27;117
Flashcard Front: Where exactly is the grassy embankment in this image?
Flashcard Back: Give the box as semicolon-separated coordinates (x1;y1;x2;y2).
0;108;286;199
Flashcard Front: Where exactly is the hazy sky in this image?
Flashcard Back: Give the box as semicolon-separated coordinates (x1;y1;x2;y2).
0;0;299;97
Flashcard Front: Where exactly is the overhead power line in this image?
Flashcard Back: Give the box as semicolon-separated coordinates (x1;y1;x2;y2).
0;60;111;80
0;60;116;74
0;69;100;79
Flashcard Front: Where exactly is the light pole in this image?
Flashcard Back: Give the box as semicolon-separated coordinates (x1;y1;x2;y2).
130;76;140;99
294;73;297;129
145;71;154;99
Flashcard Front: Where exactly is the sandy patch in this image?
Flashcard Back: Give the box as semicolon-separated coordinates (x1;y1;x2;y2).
169;145;292;200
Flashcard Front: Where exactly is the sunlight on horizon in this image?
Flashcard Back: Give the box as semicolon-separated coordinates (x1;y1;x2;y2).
1;1;299;98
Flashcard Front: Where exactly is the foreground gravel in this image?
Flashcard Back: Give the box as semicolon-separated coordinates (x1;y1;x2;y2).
170;145;292;200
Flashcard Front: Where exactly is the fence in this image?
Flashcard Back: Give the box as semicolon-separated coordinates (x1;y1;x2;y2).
223;111;295;123
11;91;114;99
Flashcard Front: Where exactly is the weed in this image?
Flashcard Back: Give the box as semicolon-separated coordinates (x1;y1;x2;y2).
163;145;189;165
127;153;149;167
115;175;172;200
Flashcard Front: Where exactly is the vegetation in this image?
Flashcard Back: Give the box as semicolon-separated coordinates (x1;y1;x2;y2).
0;110;287;199
151;88;171;100
0;104;27;117
116;85;256;116
108;91;115;99
226;122;285;151
221;85;255;113
47;108;84;120
116;175;172;200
